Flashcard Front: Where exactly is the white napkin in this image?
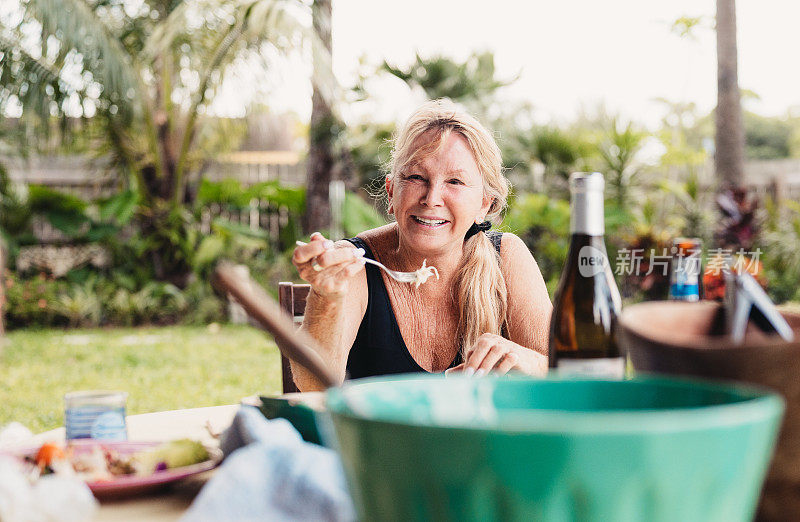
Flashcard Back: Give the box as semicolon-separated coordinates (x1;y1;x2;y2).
0;422;34;448
181;406;355;522
0;455;98;522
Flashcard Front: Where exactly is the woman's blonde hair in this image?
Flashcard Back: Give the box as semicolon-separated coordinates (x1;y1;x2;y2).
387;99;511;353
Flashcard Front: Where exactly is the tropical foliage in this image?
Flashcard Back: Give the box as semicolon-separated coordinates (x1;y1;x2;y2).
3;30;800;332
1;175;387;329
1;0;332;283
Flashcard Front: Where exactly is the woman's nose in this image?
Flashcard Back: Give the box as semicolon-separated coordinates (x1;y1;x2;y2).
421;181;445;206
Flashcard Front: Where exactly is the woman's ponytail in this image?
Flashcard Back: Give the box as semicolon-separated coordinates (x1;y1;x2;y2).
454;231;507;354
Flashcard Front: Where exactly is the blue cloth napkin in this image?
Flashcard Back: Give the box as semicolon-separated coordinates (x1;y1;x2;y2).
181;406;355;522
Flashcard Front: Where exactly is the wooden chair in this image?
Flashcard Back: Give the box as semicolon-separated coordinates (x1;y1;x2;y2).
213;264;336;392
278;282;311;394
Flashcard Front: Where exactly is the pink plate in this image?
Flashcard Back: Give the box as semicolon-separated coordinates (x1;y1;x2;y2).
10;440;222;500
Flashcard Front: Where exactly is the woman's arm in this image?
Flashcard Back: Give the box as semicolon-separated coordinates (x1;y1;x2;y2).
500;232;552;356
291;233;368;391
449;233;552;377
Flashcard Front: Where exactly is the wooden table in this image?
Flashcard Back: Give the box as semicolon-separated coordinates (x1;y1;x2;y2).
29;404;240;522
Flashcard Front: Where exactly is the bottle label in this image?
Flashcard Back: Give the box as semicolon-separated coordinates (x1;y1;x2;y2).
669;254;701;301
66;406;127;440
556;357;625;379
91;410;127;440
578;246;608;277
669;283;700;301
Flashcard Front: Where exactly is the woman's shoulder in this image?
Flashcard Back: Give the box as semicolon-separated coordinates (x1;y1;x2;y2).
498;231;550;306
356;223;396;241
498;231;527;255
498;232;541;270
355;223;397;258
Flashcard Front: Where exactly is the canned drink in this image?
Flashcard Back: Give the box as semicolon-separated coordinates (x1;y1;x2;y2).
669;238;703;301
64;391;128;440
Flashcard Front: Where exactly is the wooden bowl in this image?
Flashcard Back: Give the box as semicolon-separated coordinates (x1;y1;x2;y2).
619;301;800;521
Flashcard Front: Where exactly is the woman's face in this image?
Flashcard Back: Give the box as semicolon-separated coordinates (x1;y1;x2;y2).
387;131;493;255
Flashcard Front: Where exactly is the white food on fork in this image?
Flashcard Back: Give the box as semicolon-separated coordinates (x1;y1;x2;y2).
296;240;439;287
411;259;439;289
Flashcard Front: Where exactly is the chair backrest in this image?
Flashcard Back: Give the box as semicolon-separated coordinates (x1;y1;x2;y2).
278;282;311;394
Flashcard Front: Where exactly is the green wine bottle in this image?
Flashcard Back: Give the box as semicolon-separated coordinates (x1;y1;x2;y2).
548;172;624;378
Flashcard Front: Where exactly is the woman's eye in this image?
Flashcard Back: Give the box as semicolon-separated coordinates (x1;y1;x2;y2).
405;174;425;181
448;178;464;185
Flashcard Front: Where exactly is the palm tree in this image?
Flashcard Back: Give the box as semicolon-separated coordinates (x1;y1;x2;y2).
304;0;334;235
382;51;516;117
597;119;647;208
715;0;745;189
1;0;333;284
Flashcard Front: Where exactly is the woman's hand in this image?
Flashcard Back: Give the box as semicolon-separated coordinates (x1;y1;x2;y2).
446;333;547;377
292;232;366;298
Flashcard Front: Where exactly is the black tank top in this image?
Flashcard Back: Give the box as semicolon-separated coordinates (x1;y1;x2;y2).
344;232;503;379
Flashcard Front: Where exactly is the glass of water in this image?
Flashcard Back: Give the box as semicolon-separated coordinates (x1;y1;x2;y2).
64;391;128;440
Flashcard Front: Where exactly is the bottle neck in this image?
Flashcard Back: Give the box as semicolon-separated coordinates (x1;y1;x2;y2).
565;234;609;270
570;190;605;236
567;234;609;251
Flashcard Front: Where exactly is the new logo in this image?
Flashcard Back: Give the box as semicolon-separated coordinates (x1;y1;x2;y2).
578;245;607;277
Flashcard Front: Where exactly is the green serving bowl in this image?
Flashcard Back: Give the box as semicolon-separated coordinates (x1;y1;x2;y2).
326;375;783;522
258;396;323;445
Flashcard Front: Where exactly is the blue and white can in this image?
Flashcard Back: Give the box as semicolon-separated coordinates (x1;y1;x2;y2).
64;391;128;440
669;238;703;301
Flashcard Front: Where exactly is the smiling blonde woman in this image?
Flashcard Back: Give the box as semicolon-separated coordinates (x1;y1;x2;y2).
291;99;551;391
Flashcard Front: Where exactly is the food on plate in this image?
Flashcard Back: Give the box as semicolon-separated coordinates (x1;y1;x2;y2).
133;439;210;473
34;442;65;469
20;439;210;482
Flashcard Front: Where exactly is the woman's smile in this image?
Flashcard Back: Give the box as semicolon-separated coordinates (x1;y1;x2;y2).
411;215;450;228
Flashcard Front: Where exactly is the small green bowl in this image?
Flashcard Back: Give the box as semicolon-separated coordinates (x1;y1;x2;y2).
258;396;322;445
326;375;783;522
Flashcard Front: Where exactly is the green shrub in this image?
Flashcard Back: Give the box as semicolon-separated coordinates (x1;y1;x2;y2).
104;281;189;326
501;193;570;295
2;181;387;329
4;272;69;328
54;283;103;327
27;185;90;238
107;288;136;326
182;281;226;325
761;200;800;303
343;191;387;237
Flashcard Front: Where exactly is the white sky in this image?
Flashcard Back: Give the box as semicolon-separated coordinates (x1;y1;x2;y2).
251;0;800;129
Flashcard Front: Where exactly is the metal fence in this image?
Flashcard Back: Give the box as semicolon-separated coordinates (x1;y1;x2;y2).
4;153;307;245
4;154;121;199
207;151;306;185
199;200;295;247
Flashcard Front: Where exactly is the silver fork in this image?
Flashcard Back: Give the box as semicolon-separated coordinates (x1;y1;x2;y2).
361;257;418;283
295;241;418;283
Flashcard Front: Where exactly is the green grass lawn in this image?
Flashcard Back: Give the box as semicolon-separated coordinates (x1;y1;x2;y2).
0;325;282;433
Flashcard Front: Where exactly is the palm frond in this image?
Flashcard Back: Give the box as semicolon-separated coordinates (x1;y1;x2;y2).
146;0;338;110
168;0;339;195
26;0;140;109
141;0;204;60
240;0;340;114
0;30;92;138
